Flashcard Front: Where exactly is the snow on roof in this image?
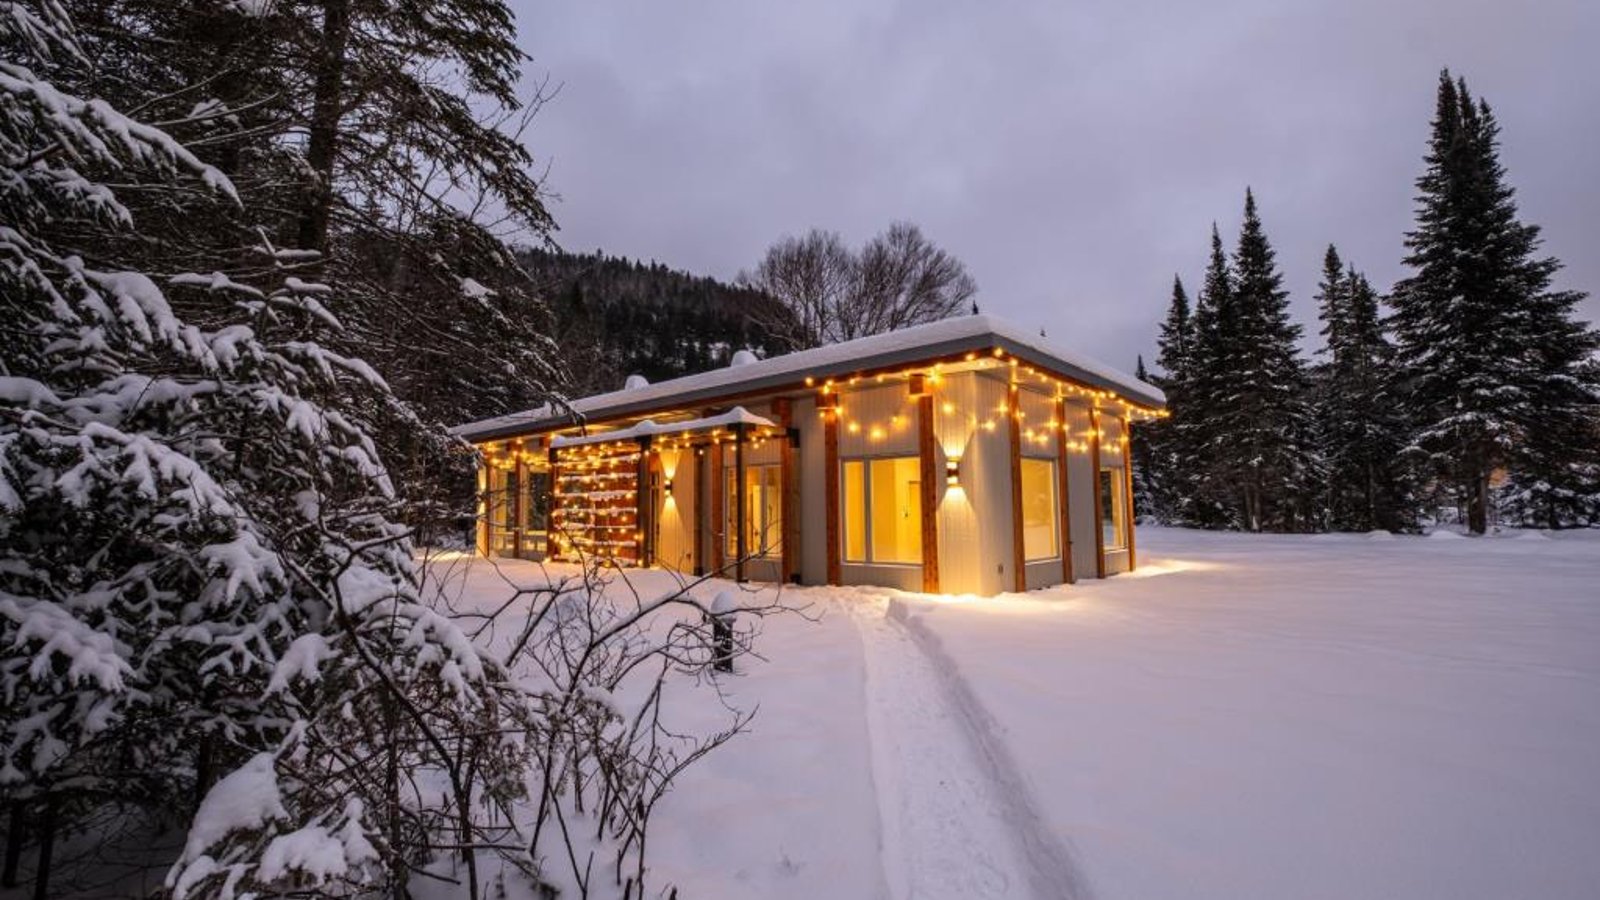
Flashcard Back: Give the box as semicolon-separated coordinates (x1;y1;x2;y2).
548;407;776;449
453;314;1164;442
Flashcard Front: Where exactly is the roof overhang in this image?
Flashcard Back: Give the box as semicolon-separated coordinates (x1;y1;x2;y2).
453;315;1165;444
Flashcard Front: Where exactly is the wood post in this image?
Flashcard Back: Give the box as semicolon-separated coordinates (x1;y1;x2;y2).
636;437;653;567
546;445;559;560
1007;383;1026;593
1089;406;1105;578
1054;397;1075;585
693;446;707;576
824;405;841;586
917;393;940;593
774;399;799;583
710;439;725;577
734;423;748;583
512;446;526;559
475;458;490;556
1122;413;1136;571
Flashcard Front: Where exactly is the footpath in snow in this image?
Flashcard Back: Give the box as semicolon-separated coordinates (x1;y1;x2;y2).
851;594;1092;900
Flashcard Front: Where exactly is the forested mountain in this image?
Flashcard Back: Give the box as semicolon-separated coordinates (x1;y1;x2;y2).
523;248;797;395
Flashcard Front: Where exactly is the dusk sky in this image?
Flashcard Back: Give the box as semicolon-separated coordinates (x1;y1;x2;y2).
509;0;1598;373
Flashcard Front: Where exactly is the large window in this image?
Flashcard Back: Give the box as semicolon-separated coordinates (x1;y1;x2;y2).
1020;458;1059;561
1100;467;1126;551
726;464;782;558
842;457;922;565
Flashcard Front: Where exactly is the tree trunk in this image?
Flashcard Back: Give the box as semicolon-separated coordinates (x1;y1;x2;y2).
31;796;55;900
2;801;24;888
297;0;352;252
1467;472;1489;535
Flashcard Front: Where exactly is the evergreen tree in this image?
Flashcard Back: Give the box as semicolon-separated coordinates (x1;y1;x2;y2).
1314;247;1413;531
1390;71;1599;532
1143;276;1194;522
1214;190;1317;531
1180;225;1239;528
1131;356;1156;521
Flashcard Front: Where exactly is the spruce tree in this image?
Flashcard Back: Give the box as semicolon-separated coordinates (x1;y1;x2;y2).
1314;247;1412;531
1144;276;1194;522
1131;356;1156;521
1181;226;1238;528
1391;71;1599;532
1218;190;1317;531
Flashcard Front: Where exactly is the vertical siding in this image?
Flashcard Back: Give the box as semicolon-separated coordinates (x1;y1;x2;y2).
837;382;920;457
931;371;1018;596
654;448;696;573
1062;398;1100;580
797;396;827;586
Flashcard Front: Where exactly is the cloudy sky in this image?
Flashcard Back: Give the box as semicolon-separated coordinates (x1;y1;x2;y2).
507;0;1598;372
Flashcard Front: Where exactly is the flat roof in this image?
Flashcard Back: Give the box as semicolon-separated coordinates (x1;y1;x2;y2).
453;314;1165;443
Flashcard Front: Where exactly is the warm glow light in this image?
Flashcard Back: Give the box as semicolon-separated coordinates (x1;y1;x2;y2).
946;457;960;485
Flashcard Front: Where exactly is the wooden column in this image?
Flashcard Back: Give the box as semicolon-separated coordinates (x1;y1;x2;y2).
710;438;725;576
734;422;748;583
512;444;526;559
775;399;799;584
475;455;490;556
636;436;653;567
823;402;841;586
1006;383;1026;593
546;445;560;560
1089;406;1105;578
692;446;707;576
1054;398;1075;585
916;389;940;593
1122;413;1136;572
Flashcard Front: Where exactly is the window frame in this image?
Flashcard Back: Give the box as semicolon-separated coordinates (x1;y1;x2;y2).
1099;465;1127;552
1019;455;1060;563
840;454;923;567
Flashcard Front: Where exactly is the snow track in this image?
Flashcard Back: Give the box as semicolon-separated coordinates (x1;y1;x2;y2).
851;597;1093;900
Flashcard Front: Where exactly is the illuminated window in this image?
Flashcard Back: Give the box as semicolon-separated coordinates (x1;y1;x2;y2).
1100;467;1126;551
842;457;922;565
725;464;782;558
1020;458;1058;561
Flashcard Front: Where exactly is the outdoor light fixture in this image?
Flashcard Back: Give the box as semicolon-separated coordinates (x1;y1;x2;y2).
946;457;961;486
663;478;674;492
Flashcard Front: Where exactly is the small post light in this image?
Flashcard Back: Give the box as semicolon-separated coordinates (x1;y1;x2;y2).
946;457;961;486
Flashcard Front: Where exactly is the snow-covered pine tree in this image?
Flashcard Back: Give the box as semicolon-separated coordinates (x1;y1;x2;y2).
1131;356;1156;521
1390;71;1599;533
1313;247;1413;532
73;0;566;526
1143;275;1195;523
1181;225;1241;529
1;5;511;896
1214;190;1318;531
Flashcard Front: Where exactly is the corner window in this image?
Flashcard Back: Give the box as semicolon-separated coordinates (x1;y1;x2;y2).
842;457;922;565
726;464;782;558
1020;458;1059;561
1100;467;1126;551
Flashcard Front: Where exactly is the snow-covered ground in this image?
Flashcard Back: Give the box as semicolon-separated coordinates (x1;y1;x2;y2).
441;527;1600;900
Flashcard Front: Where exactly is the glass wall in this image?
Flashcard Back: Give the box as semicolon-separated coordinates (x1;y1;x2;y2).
842;456;922;565
725;464;782;558
1100;467;1126;551
1020;457;1059;561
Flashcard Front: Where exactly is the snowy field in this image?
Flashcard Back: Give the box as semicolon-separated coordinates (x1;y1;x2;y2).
437;527;1600;900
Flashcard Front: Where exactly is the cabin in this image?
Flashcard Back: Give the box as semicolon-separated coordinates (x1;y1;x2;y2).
450;315;1166;596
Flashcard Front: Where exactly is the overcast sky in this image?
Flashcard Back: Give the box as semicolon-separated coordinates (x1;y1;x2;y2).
508;0;1598;373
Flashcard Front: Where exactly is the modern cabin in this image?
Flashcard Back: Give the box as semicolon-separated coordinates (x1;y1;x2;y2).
451;315;1166;596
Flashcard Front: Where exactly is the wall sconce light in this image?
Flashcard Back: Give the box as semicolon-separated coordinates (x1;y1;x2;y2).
663;478;675;492
946;457;961;486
